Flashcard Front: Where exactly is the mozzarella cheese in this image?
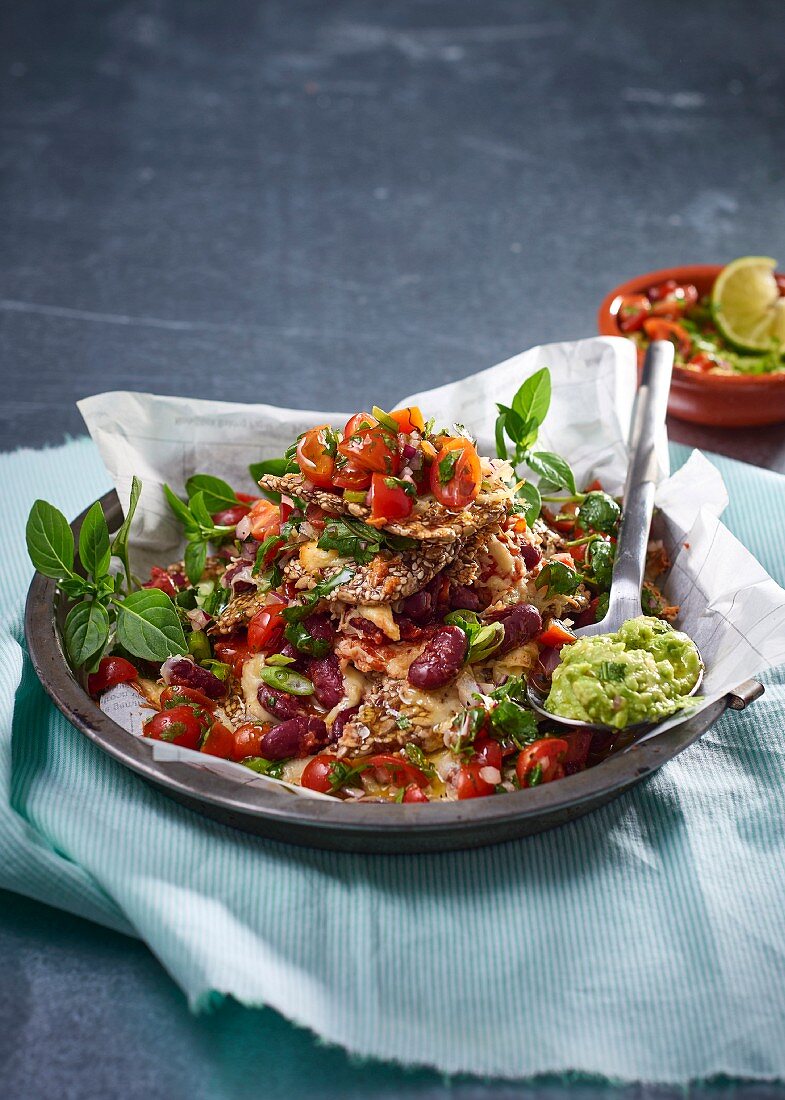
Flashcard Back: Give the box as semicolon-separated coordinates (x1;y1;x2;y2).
299;540;340;573
356;603;400;641
240;654;277;722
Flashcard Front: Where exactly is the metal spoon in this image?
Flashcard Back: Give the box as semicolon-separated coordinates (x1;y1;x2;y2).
526;340;703;732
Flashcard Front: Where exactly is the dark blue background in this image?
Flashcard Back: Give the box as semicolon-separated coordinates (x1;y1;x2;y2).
2;1;784;1096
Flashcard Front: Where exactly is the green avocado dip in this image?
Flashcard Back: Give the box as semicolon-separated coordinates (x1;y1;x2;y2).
545;616;702;730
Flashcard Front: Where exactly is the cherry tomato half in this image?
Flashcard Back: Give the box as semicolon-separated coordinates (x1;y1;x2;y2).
536;619;576;649
541;501;578;534
389;406;425;434
648;281;698;318
369;473;415;523
87;656;138;697
300;753;337;793
473;739;503;772
343;412;377;438
403;784;429;802
642;318;692;359
454;761;496;799
247;498;281;542
201;721;234;759
296;426;335;489
516;738;568;787
231;721;272;762
247;600;286;653
332;457;372;492
211;504;250;527
212;634;253;678
160;685;217;712
429;437;482;511
687;352;720;372
365;753;429;788
142;565;178;599
338;424;400;476
616;293;652;334
144;705;204;750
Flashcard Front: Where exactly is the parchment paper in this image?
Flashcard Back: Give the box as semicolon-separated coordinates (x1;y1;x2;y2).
78;337;785;787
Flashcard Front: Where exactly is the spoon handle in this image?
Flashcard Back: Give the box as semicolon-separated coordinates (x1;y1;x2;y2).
605;340;674;629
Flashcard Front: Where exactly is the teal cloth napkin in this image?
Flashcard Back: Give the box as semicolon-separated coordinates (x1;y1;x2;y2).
2;437;784;1083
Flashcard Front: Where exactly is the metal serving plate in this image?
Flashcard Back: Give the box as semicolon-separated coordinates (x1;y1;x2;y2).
24;491;764;854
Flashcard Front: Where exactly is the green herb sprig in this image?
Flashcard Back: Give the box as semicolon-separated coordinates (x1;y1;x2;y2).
162;474;243;584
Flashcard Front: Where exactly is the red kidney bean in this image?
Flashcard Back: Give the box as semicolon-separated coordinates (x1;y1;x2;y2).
164;657;226;699
260;716;328;760
329;705;359;742
258;685;305;719
407;626;468;690
304;613;335;643
448;584;482;612
489;604;542;655
520;543;542;570
400;590;434;623
354;617;387;644
308;653;344;708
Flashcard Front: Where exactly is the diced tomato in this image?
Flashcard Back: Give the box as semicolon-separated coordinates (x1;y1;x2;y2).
211;503;250;527
402;784;429;802
474;739;503;771
537;619;576;648
144;705;204;751
87;656;138;697
236;492;259;504
300;753;337;793
454;762;496;799
551;551;576;569
368;472;414;523
560;731;592;771
247;600;286;653
584;479;603;492
571;542;587;563
246;498;281;542
541;502;578;533
616;293;651;333
687;352;719;372
365;753;429;789
343;412;377;438
159;685;216;712
642;317;692;359
332;458;373;492
516;738;569;787
142;565;178;599
201;721;234;758
338;423;400;476
429;437;482;511
212;634;252;677
296;426;335;489
389;406;425;433
231;721;272;762
648;281;699;319
647;278;678;302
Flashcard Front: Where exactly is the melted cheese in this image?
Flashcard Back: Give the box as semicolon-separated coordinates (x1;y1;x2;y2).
356;603;400;641
398;681;465;730
299;540;339;573
325;663;369;726
487;535;515;576
240;654;277;722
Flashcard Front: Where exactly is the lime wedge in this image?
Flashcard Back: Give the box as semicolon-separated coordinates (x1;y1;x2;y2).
712;256;785;353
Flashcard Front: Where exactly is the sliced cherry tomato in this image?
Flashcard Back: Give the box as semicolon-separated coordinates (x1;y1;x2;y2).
474;739;503;771
369;472;415;523
201;721;234;758
389;406;425;433
211;503;250;527
231;721;272;762
236;492;260;504
429;437;482;510
687;352;720;372
648;282;698;319
541;502;578;534
338;424;400;476
246;498;281;542
144;705;204;750
516;738;568;787
296;426;336;489
571;541;587;563
160;685;216;712
454;762;496;799
343;412;377;439
642;318;692;359
247;600;286;652
332;457;373;492
142;565;178;599
365;753;428;789
87;656;138;697
647;278;678;302
403;784;429;802
301;753;337;793
560;730;592;771
212;634;252;678
616;293;652;333
537;619;576;649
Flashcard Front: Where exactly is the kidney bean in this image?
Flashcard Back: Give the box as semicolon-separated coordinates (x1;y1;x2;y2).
258;685;305;719
308;653;344;708
329;705;359;742
304;613;335;644
164;657;226;699
448;583;482;612
354;617;387;644
489;604;543;655
407;626;468;690
400;590;434;623
260;716;329;760
520;543;542;570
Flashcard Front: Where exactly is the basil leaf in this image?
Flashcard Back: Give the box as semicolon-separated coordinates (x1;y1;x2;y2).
64;600;110;667
444;609;481;646
284;621;330;657
252;535;284;575
525;451;576;495
242;757;285;779
317;518;381;565
257;665;314;696
26;500;75;580
184;540;208;586
185;474;239;514
589;539;615;589
438;449;461;484
115;588;187;662
188;490;214;529
495;409;508;460
535;560;583;595
282;567;355;622
511;368;551;430
78;500;111;580
578;490;621;535
490;700;538;746
60;575;91;599
111;475;142;585
515;480;542;527
163;484;198;534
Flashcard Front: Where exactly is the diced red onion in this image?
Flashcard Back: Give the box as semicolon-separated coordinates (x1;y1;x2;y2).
281;494;294;510
235;514;252;541
186;608;211;631
221;561;256;593
169;571;187;590
239;538;260;562
402;443;417;460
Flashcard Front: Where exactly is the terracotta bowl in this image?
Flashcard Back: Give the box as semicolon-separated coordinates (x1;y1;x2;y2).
598;264;785;427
